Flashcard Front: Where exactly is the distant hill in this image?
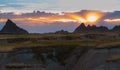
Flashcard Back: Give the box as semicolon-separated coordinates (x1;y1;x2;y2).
0;19;28;34
74;23;120;33
55;30;69;34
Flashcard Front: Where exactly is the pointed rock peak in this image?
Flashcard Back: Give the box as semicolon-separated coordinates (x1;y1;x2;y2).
0;19;28;34
80;23;86;27
78;23;86;29
7;19;12;22
6;19;16;26
74;23;87;33
87;25;90;27
7;19;13;23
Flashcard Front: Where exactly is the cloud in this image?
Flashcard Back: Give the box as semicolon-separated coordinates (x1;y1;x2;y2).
104;19;120;22
0;10;120;33
0;0;120;12
0;4;6;7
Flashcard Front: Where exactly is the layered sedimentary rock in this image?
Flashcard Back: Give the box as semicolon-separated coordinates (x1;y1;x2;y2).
66;44;120;70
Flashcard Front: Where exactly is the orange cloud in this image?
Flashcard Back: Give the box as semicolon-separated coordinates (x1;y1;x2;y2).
0;11;105;26
0;18;7;23
104;18;120;22
66;13;86;23
12;16;77;24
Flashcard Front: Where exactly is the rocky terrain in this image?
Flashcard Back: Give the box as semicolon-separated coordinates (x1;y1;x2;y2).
68;44;120;70
0;33;119;70
0;20;119;70
0;43;119;70
74;23;120;33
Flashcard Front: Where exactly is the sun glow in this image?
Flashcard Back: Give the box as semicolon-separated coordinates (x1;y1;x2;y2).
85;11;104;23
86;14;98;22
87;15;97;22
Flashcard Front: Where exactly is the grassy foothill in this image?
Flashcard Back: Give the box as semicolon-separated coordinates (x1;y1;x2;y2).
0;33;120;51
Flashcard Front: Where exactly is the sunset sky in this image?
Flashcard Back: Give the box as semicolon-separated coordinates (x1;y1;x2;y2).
0;0;120;33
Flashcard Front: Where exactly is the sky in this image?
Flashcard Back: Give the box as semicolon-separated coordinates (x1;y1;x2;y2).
0;0;120;13
0;0;120;33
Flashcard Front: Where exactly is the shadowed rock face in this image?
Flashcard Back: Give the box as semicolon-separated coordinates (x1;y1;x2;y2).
111;25;120;32
0;19;28;34
74;23;109;33
72;47;120;70
74;23;88;33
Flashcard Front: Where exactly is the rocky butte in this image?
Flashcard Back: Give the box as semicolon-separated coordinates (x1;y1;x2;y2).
0;19;28;34
74;23;120;33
